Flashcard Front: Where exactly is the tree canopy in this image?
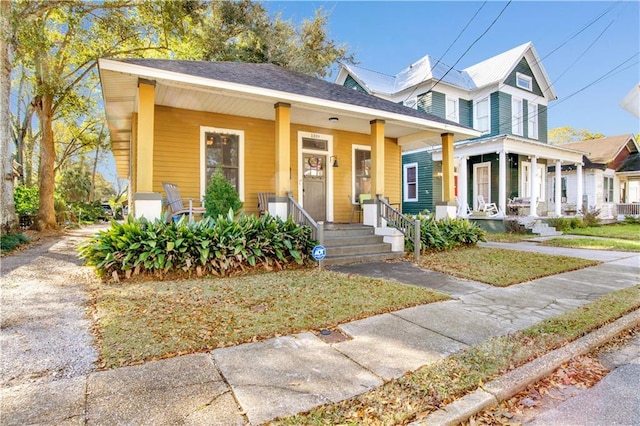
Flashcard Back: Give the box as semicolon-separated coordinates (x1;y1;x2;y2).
3;0;352;231
548;126;605;145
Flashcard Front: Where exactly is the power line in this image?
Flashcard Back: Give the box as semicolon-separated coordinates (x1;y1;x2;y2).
401;1;489;104
422;1;512;99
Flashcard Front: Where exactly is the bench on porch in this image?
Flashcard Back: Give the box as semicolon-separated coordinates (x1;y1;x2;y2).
507;197;532;216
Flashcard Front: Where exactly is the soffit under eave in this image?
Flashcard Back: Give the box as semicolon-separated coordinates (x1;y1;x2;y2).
431;139;585;163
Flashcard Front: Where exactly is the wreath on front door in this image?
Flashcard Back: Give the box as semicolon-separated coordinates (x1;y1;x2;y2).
307;156;322;169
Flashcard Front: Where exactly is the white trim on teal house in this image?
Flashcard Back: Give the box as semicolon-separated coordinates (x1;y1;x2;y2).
338;42;587;218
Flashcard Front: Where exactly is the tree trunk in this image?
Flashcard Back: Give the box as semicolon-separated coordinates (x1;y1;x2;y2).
34;92;57;230
0;0;18;235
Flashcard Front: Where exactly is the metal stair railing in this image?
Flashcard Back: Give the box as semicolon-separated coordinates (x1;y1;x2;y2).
286;192;323;245
376;195;420;261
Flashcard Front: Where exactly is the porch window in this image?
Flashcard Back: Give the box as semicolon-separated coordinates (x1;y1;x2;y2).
473;162;491;210
528;103;538;139
512;97;523;136
404;163;418;202
604;176;614;202
474;97;490;133
553;176;567;202
200;127;244;201
446;96;459;123
353;146;371;203
521;161;546;201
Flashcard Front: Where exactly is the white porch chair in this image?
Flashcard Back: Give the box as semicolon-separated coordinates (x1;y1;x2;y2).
477;195;499;216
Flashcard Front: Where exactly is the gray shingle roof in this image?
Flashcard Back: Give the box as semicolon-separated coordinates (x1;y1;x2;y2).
118;58;471;130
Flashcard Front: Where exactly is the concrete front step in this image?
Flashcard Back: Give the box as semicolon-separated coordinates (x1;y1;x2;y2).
321;224;403;266
326;243;394;257
322;251;404;267
324;234;385;247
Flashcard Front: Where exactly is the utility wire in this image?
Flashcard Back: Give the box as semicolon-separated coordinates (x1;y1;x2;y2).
401;1;488;104
423;1;512;98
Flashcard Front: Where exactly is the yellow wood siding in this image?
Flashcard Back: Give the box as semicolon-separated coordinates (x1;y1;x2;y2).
152;106;401;221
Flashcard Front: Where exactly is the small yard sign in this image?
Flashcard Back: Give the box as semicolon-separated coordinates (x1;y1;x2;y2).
311;245;326;261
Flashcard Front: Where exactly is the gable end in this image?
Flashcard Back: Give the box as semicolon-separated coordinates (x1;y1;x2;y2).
343;75;368;94
504;57;544;97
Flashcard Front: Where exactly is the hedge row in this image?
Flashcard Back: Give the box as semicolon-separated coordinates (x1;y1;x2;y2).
79;211;316;281
406;214;486;252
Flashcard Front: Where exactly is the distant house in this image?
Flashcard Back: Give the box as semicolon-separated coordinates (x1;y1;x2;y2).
548;134;640;219
336;42;585;218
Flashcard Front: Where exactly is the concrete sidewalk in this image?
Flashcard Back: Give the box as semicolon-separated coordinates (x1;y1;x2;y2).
1;237;638;425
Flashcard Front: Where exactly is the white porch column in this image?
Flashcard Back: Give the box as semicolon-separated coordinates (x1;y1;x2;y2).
576;162;584;213
555;160;562;216
498;150;507;216
529;155;538;217
458;156;468;217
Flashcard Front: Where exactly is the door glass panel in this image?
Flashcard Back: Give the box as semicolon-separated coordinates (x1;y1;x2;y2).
304;155;324;177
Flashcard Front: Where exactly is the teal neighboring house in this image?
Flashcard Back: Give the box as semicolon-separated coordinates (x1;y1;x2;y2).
336;42;586;218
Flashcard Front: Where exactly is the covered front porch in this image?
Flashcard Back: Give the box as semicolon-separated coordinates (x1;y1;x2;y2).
98;59;480;224
431;135;586;219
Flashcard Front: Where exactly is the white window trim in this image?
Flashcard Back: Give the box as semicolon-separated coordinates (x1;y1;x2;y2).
473;161;491;210
528;103;538;140
512;97;523;136
516;72;533;91
403;162;418;202
446;96;459;123
474;96;490;134
352;144;371;203
200;126;245;202
298;131;334;222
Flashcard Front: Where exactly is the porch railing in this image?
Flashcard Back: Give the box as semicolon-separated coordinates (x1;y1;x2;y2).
617;203;640;216
286;192;323;245
376;195;421;261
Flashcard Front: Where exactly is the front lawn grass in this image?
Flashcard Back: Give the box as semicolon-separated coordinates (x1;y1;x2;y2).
484;233;531;243
274;286;640;425
541;237;640;252
418;247;599;287
94;269;449;368
567;223;640;241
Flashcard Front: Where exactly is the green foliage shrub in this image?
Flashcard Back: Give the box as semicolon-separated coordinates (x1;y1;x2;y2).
78;211;316;280
624;215;640;225
14;185;39;215
68;201;107;223
0;233;30;254
405;213;486;252
581;207;601;227
547;217;585;232
203;170;243;218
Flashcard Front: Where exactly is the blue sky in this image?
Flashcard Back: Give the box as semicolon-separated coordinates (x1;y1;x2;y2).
267;0;640;136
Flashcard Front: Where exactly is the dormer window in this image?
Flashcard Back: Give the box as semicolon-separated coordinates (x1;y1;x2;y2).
516;72;532;91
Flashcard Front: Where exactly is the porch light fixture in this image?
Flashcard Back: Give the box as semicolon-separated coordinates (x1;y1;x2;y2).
330;155;339;168
328;117;339;122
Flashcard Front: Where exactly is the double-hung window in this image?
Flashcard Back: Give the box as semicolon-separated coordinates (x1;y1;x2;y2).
446;96;459;123
512;97;523;136
403;163;418;202
604;176;614;202
528;103;538;139
474;97;489;133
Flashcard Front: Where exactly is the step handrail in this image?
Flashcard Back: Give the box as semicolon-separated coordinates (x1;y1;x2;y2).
286;192;323;245
376;195;420;261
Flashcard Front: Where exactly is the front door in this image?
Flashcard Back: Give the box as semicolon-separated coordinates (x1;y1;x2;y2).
302;153;326;221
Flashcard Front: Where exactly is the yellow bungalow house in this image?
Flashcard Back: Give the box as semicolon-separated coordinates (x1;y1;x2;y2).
98;59;480;224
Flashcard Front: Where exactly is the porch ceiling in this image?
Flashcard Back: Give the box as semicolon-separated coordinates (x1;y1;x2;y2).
100;61;480;178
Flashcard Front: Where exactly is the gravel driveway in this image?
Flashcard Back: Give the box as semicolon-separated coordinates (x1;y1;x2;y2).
1;225;105;388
